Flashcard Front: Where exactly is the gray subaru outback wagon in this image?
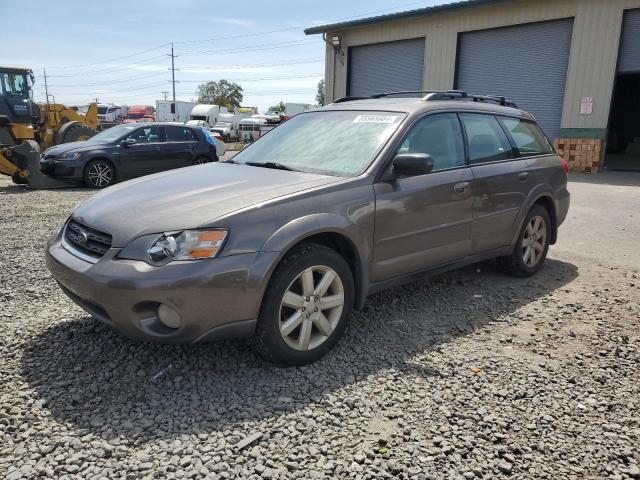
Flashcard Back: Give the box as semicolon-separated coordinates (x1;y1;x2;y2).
46;91;570;365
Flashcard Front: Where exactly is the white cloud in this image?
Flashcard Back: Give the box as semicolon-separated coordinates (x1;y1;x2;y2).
213;17;256;28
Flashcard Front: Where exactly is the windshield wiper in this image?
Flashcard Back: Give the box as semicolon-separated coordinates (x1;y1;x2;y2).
244;161;297;172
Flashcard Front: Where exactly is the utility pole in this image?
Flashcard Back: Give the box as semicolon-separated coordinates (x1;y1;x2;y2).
171;43;176;104
168;43;177;120
43;68;49;105
161;91;169;101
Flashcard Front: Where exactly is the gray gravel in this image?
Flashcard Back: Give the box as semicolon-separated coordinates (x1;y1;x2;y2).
1;173;639;479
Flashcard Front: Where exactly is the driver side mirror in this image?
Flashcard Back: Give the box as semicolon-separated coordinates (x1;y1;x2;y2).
392;153;434;177
121;138;136;147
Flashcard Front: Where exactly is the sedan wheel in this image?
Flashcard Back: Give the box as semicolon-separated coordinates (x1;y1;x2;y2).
85;160;114;188
279;265;345;351
522;215;547;268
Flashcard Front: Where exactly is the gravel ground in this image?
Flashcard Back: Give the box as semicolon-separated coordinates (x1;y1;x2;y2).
1;172;639;480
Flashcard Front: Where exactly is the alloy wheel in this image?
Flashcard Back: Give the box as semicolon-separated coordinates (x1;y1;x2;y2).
88;162;113;188
278;265;345;351
522;215;546;267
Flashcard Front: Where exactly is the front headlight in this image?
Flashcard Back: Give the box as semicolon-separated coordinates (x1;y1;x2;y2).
59;152;81;160
147;230;227;264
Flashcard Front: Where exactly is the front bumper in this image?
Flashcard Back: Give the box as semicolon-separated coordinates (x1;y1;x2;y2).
40;158;84;178
46;231;278;343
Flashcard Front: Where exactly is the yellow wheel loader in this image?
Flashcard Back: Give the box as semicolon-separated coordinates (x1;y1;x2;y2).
0;66;98;187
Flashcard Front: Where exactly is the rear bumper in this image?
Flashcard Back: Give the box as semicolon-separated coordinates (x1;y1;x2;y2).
46;230;278;343
556;188;570;227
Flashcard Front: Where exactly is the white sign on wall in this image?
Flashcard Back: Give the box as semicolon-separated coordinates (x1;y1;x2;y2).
580;96;593;115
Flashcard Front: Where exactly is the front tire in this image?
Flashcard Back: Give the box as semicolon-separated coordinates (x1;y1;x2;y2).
254;243;354;366
497;204;551;277
84;159;115;189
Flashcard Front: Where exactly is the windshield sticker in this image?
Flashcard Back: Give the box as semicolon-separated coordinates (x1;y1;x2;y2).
353;114;398;124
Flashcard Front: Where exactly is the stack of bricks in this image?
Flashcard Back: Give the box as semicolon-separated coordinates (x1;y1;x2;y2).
553;138;604;173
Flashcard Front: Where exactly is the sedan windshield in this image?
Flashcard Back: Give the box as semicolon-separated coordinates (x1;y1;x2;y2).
87;124;138;143
232;110;405;176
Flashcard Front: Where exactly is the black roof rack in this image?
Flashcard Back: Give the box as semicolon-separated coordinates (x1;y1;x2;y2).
422;90;518;108
332;90;518;108
333;96;370;103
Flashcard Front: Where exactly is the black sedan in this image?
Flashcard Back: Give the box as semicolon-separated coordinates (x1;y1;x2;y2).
40;123;220;188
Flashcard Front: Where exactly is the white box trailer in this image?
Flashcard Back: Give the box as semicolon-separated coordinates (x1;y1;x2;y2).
186;104;222;128
155;100;197;123
285;103;312;117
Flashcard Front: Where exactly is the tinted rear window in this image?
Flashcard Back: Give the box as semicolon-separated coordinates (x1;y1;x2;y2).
499;117;554;156
166;126;197;142
461;113;514;164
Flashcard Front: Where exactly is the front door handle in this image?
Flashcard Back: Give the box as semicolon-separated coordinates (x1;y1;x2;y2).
454;182;470;194
518;172;529;182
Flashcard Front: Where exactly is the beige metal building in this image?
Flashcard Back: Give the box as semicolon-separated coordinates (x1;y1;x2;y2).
306;0;640;172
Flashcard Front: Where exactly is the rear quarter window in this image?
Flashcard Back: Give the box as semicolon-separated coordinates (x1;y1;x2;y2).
499;117;554;156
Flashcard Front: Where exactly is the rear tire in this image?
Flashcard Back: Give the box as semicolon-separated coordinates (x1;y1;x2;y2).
254;243;354;366
58;124;96;144
497;204;551;277
84;159;115;189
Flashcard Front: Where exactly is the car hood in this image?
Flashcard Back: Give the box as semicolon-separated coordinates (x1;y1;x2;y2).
72;162;342;247
44;141;106;156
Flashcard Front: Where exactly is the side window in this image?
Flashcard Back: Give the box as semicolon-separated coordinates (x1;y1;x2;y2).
166;126;197;142
461;113;514;164
127;126;164;143
397;113;465;171
499;117;554;156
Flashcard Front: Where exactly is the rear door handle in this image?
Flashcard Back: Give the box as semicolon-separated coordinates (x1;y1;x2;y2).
518;172;529;182
454;182;470;194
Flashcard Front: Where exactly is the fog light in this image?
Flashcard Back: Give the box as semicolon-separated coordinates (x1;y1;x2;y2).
157;304;182;329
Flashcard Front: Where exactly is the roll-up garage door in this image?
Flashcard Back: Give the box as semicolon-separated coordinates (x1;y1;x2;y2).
456;19;573;141
619;9;640;73
348;38;425;97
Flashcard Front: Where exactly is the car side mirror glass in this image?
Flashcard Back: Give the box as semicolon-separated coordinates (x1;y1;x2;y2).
122;138;136;147
392;153;434;177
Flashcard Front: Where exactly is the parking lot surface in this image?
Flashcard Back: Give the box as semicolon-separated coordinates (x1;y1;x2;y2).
1;172;638;479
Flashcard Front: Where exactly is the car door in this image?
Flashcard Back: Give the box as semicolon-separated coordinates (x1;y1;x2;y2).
372;112;474;282
460;113;530;254
120;126;167;177
164;126;200;168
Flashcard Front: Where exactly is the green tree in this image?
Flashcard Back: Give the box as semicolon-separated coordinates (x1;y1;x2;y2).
316;79;325;106
196;80;243;110
268;100;286;113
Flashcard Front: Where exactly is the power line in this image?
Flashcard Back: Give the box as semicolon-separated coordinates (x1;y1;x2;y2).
173;73;324;83
41;55;167;78
48;71;167;88
178;57;321;70
43;43;170;69
177;39;318;56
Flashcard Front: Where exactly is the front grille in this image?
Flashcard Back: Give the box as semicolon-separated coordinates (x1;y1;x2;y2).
64;219;112;259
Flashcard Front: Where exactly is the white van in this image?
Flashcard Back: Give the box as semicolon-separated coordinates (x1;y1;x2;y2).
238;117;267;142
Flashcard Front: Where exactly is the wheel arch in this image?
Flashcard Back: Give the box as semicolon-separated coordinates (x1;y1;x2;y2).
260;215;370;310
513;188;559;247
532;195;558;244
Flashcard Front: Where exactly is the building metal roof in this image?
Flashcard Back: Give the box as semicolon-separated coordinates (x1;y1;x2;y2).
304;0;511;34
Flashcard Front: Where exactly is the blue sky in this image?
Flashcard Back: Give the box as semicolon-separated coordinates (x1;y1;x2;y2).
2;0;445;113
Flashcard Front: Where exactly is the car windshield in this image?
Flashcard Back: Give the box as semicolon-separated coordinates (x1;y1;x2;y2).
232;110;405;176
87;124;138;143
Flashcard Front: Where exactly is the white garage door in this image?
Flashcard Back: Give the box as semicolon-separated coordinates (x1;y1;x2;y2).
456;19;574;141
348;38;425;97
